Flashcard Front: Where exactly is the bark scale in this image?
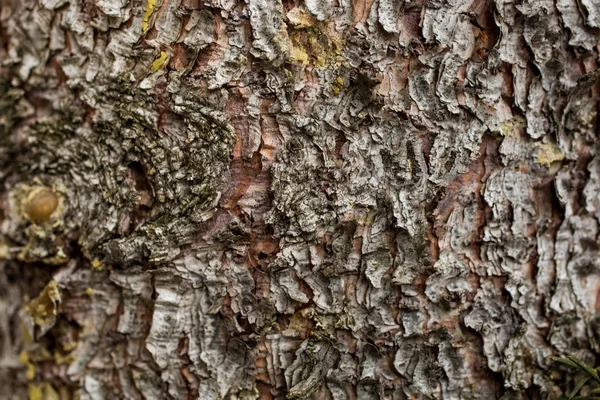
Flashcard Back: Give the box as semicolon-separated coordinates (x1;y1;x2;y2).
0;0;599;399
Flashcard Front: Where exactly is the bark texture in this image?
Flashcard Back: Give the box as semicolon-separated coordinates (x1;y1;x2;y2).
0;0;599;399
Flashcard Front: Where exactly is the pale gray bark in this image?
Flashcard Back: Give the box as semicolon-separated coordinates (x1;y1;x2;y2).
0;0;599;399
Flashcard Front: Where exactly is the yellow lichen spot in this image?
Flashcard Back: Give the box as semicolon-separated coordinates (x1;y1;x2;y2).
25;187;58;223
0;242;8;259
28;383;59;400
142;0;156;33
29;347;53;363
498;116;525;137
53;349;75;365
28;384;42;400
91;258;103;270
286;13;345;70
537;142;564;165
25;280;61;327
331;76;344;95
19;350;28;364
85;287;93;296
290;44;309;65
22;322;33;343
307;31;344;69
151;51;168;73
19;351;36;380
62;340;78;352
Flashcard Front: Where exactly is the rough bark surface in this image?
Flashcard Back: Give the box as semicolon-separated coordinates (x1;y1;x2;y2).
1;0;599;399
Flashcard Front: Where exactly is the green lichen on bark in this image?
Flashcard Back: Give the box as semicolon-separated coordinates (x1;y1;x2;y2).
2;74;234;267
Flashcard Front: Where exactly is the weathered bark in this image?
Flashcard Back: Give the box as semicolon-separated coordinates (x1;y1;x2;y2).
1;0;599;398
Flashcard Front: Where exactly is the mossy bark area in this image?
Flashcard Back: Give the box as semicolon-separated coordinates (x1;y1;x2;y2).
1;0;599;399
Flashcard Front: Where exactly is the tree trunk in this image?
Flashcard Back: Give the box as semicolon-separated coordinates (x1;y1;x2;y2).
1;0;599;398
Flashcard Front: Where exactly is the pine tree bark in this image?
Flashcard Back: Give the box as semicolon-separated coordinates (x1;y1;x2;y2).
1;0;599;399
